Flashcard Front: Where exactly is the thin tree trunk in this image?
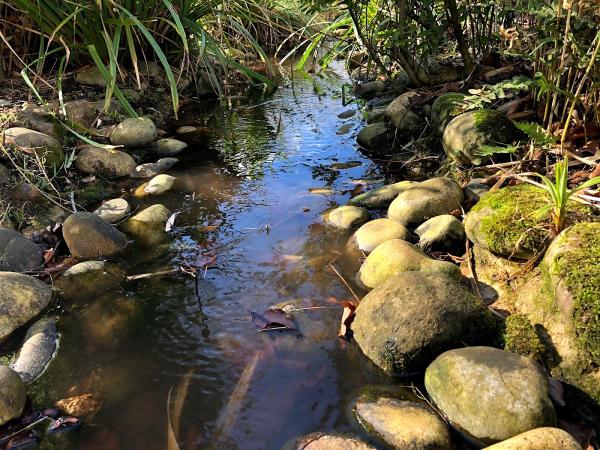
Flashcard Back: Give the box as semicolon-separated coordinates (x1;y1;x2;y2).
444;0;475;73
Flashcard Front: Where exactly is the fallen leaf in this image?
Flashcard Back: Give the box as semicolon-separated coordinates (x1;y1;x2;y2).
42;248;55;264
165;212;180;232
308;187;334;195
339;302;357;340
195;252;216;268
282;255;303;262
198;225;219;233
56;393;103;419
251;308;296;331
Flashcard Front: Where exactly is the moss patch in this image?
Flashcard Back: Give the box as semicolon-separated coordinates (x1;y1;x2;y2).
472;109;523;143
504;314;545;360
552;222;600;365
471;184;551;256
431;93;466;134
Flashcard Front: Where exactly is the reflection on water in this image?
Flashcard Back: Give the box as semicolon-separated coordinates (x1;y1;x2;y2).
32;63;398;449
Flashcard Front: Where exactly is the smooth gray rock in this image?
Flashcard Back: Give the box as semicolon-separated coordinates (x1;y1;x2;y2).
425;347;556;443
0;228;43;272
326;206;370;229
353;271;495;375
356;123;394;154
62;212;128;259
110;116;157;147
93;198;131;223
385;91;423;132
0;366;26;425
415;214;465;254
352;218;413;253
10;317;58;383
149;138;188;156
76;145;136;178
2;127;64;168
348;181;416;209
144;174;176;195
0;272;53;342
131;158;178;178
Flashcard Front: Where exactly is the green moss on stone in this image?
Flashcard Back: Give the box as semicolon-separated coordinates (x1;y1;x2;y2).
472;109;523;143
504;314;545;360
472;184;551;256
552;222;600;365
431;93;466;134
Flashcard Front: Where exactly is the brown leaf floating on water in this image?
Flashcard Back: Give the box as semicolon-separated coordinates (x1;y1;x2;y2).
56;393;103;419
339;301;357;340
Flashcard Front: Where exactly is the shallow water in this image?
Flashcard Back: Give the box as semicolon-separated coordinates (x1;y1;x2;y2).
30;64;403;449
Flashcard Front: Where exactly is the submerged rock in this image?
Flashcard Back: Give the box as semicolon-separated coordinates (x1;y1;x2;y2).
415;214;465;254
388;177;464;228
430;92;466;135
2;127;65;168
149;138;188;156
326;206;370;229
76;145;136;178
352;218;413;253
483;427;582;450
285;432;376;450
425;347;556;443
0;272;53;342
0;366;26;426
144;174;177;195
442;109;523;165
353;271;495;375
348;181;416;209
56;260;124;300
464;184;561;259
110;117;157;147
131;158;179;178
385;91;423;132
10;317;58;383
63;212;128;259
93;198;131;223
356;123;394;154
354;396;451;450
358;239;460;289
122;204;171;246
0;228;43;272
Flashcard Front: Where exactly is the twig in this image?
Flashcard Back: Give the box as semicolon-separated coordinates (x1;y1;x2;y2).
126;268;181;281
329;263;361;303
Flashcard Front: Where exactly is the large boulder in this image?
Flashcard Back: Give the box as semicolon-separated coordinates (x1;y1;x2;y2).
326;206;370;229
2;127;65;168
353;271;496;375
348;181;416;209
442;109;524;165
352;218;413;253
110;117;157;148
62;212;128;259
0;228;43;272
431;92;466;135
0;272;53;342
465;184;565;259
483;427;582;450
415;214;465;254
76;145;136;178
517;222;600;402
93;198;131;223
385;91;423;132
425;347;556;443
356;123;395;154
388;177;464;228
0;366;26;425
354;396;451;449
359;239;461;289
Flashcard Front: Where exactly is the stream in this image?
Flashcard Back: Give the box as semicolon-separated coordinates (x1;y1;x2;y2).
29;62;403;450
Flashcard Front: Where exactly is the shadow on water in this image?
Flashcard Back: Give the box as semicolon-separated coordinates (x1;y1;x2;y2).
31;62;399;449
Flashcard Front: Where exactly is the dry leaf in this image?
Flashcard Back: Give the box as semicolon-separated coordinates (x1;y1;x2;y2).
56;393;102;419
339;302;357;340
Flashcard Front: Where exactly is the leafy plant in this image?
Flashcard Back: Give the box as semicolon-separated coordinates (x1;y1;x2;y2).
515;121;557;148
532;158;600;233
462;76;536;111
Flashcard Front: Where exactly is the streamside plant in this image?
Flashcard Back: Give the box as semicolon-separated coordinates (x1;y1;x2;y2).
532;158;600;233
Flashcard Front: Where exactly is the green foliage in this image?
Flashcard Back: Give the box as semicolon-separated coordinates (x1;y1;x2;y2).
515;121;557;148
532;158;600;232
463;76;535;111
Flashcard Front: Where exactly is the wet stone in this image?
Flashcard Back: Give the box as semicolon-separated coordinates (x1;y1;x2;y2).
131;158;179;179
0;366;26;425
144;174;177;195
63;212;128;259
285;432;376;450
110;117;157;148
326;206;370;229
149;138;188;156
352;218;413;253
93;198;131;223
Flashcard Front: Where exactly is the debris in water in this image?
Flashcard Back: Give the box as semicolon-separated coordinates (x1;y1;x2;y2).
56;393;102;419
308;187;334;195
165;212;180;232
339;302;357;340
251;308;297;332
330;161;362;170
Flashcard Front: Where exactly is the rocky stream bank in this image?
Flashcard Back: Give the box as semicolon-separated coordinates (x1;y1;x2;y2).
0;62;599;449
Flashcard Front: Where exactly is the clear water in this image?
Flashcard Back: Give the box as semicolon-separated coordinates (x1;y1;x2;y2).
29;63;402;449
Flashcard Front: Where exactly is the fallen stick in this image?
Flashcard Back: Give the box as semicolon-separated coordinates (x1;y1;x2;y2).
126;268;182;281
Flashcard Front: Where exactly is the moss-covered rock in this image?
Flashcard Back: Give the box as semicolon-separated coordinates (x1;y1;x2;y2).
358;239;461;289
465;184;553;259
353;272;497;375
425;347;556;443
504;314;545;360
442;109;524;165
431;92;466;135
